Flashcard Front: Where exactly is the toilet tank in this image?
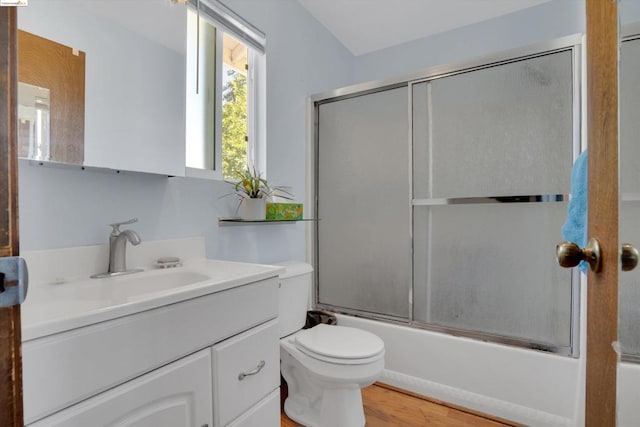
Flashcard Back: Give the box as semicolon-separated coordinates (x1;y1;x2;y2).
274;261;314;338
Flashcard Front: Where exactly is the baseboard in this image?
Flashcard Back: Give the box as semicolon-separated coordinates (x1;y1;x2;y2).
379;369;574;427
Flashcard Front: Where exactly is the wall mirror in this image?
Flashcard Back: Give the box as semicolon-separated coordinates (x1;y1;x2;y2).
18;0;187;176
18;82;54;162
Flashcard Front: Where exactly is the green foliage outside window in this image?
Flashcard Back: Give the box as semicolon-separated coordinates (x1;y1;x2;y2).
222;70;248;180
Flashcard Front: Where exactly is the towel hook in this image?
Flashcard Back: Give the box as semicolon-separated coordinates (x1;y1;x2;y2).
556;238;602;273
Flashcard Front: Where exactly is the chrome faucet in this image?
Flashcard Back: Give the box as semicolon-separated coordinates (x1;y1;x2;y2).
91;218;143;278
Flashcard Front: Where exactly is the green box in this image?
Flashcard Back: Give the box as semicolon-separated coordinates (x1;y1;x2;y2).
266;203;303;220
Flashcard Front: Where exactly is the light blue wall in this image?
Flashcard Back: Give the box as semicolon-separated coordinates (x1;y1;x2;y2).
18;0;353;264
352;0;585;83
21;0;640;263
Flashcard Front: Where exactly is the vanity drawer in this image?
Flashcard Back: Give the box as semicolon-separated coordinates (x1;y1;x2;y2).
213;319;280;426
227;389;280;427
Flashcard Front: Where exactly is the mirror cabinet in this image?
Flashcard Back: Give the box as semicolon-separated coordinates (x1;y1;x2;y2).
18;0;187;176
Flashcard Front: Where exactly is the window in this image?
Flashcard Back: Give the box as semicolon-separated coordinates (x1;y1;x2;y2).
185;0;265;180
221;32;248;179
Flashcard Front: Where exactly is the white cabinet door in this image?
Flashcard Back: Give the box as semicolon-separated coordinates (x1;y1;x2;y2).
29;349;213;427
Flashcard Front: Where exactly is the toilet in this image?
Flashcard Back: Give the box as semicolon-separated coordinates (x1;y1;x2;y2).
276;261;385;427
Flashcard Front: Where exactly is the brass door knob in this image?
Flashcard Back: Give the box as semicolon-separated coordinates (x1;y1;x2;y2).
556;238;602;273
621;243;639;272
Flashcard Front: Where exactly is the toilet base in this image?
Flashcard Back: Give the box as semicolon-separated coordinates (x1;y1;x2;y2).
281;337;383;427
276;264;385;426
284;386;365;427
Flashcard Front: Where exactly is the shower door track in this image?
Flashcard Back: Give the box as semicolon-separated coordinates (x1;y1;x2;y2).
316;301;576;357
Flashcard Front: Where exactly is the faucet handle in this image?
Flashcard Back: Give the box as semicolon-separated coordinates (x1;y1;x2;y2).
109;217;138;234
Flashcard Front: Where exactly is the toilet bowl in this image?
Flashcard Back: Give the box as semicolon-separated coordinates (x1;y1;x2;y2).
275;262;385;427
281;324;385;427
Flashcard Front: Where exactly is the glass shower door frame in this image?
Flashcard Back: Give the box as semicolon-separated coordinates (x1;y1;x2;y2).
619;24;640;365
312;34;584;357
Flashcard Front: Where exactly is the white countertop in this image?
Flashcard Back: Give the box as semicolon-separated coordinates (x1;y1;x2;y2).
22;259;284;342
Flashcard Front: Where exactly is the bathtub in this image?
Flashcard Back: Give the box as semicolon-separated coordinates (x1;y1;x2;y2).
338;307;640;427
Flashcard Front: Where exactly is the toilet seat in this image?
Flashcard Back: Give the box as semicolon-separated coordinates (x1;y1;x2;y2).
293;324;384;365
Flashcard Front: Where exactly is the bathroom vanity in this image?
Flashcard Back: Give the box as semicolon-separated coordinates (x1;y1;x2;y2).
20;238;282;427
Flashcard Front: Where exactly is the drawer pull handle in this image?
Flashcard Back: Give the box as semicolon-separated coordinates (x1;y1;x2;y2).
238;360;265;381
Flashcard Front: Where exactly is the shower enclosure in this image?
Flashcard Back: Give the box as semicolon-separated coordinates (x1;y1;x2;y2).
314;36;581;355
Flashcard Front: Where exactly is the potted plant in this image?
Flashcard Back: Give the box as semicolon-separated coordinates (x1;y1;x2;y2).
227;166;292;220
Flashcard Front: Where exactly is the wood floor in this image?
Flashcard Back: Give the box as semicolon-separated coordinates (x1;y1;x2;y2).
281;384;513;427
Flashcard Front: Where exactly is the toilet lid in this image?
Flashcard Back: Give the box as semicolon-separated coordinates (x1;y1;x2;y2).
294;324;384;360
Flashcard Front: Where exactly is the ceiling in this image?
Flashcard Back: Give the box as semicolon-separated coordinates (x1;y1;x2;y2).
297;0;553;56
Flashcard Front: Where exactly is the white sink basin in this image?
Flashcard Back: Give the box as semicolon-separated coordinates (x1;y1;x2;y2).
21;259;283;341
115;270;211;301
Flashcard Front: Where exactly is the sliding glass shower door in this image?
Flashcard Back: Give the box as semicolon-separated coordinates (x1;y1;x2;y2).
316;87;411;319
411;49;577;352
619;35;640;363
315;39;581;354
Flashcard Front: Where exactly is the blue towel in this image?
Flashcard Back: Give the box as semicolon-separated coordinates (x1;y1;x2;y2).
561;150;588;273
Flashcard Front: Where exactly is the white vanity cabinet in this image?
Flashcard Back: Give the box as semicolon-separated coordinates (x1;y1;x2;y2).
23;275;281;427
